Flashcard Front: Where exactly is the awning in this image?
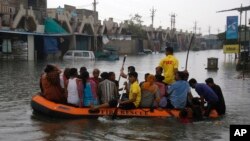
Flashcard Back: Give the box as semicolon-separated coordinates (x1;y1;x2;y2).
44;18;68;34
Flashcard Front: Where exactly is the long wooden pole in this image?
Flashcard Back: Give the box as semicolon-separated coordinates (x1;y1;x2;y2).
185;34;195;70
118;55;127;83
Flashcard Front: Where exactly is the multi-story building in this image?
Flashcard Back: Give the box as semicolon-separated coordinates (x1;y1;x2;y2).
0;0;47;60
0;0;46;27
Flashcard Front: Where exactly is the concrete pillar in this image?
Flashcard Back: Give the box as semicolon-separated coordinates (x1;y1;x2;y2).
88;37;92;50
71;35;76;50
28;35;34;61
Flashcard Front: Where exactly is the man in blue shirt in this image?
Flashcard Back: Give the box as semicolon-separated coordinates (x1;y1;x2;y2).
189;78;218;117
166;71;190;109
205;78;226;115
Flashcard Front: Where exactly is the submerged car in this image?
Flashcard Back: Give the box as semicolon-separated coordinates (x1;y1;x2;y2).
63;50;95;60
95;48;119;61
137;49;153;55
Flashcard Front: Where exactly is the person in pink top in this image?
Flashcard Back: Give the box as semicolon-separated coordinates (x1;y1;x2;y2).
155;74;167;108
90;68;102;86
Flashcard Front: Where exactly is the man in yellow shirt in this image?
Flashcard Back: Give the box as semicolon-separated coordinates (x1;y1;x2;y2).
158;47;179;85
89;71;141;112
120;72;141;109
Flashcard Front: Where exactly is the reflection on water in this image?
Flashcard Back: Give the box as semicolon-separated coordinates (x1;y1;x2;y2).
0;49;250;140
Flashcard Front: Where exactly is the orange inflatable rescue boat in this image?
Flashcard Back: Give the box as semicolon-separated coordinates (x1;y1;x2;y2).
31;94;180;118
31;94;219;119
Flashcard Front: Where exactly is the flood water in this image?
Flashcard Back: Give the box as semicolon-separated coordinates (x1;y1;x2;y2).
0;49;250;141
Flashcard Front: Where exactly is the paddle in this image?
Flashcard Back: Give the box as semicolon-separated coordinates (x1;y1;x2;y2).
112;85;126;120
184;34;195;80
112;55;127;120
118;55;127;83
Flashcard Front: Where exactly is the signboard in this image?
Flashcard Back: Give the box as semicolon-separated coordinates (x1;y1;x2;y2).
223;44;239;53
226;16;238;39
43;37;58;54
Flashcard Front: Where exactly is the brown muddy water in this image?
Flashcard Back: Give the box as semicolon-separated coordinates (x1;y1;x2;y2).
0;49;250;141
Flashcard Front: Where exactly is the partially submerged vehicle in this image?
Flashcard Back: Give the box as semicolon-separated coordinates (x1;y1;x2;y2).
137;49;153;55
95;47;119;61
63;50;95;60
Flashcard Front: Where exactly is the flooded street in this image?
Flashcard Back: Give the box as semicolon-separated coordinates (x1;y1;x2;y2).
0;49;250;141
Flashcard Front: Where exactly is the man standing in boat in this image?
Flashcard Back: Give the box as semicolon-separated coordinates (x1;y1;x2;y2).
158;47;179;85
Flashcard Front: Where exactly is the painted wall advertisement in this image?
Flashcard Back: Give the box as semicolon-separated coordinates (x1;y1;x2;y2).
226;16;238;39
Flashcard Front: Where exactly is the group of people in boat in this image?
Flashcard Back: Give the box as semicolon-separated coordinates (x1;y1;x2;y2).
39;46;226;122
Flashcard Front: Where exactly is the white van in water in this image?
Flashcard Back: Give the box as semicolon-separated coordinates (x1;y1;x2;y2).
63;50;95;60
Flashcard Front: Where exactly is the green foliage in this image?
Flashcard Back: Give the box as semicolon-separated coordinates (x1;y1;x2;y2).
129;14;143;25
127;14;147;39
217;32;238;45
217;25;250;45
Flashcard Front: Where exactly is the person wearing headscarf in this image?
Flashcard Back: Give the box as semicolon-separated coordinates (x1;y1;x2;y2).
40;64;66;103
140;74;160;108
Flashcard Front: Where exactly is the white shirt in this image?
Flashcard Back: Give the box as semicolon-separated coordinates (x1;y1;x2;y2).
67;78;80;105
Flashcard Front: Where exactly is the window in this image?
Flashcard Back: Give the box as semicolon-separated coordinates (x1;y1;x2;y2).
82;52;90;57
28;0;38;9
74;52;83;57
65;52;72;56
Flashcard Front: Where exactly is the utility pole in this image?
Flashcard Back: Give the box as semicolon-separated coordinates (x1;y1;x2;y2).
169;13;177;49
217;28;220;34
93;0;98;51
193;21;197;34
208;25;211;35
170;13;177;30
150;7;156;28
208;26;211;48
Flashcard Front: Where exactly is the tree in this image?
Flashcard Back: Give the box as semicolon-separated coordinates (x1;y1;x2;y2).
217;31;238;44
130;14;143;25
217;25;250;45
127;14;147;39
